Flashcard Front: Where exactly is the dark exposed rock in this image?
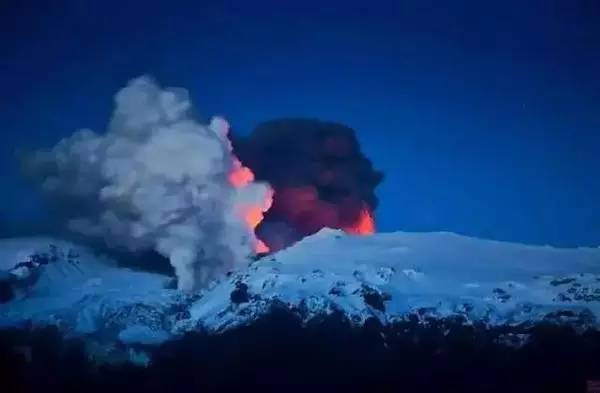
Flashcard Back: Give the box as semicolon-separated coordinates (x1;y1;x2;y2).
328;281;347;296
0;280;15;303
550;277;576;286
556;293;572;302
493;287;511;303
2;311;600;392
230;282;250;304
361;285;386;312
328;286;343;296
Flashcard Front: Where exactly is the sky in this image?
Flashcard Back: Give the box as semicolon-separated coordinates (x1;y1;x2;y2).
1;0;599;247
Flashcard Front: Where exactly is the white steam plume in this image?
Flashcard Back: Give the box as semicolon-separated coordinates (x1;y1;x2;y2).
22;76;271;290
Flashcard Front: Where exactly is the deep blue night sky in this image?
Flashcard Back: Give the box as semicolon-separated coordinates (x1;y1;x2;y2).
1;0;599;247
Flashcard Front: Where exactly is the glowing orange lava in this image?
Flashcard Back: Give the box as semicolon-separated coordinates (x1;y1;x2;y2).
343;205;375;235
255;239;270;254
229;158;255;187
229;157;273;253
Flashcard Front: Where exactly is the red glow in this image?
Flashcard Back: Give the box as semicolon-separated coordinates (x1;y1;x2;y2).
269;186;376;240
229;158;273;253
255;239;270;254
342;206;375;235
244;205;267;230
229;158;255;187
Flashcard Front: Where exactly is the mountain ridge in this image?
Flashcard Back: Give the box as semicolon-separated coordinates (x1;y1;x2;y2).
1;229;599;364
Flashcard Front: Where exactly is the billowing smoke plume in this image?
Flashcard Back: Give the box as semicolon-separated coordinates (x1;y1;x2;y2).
233;119;383;251
22;77;272;290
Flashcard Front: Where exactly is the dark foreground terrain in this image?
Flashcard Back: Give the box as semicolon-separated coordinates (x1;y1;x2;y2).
1;309;600;393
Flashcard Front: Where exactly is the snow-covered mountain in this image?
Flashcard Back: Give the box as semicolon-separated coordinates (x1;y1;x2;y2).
1;230;599;363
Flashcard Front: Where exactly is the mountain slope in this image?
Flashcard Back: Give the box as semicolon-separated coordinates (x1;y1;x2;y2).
1;229;599;361
191;229;600;331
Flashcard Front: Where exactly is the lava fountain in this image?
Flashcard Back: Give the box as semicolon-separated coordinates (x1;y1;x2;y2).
342;204;376;235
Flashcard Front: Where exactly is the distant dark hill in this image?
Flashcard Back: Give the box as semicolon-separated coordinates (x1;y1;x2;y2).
2;309;600;393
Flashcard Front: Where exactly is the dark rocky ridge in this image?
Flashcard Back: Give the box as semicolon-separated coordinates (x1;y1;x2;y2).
1;308;600;392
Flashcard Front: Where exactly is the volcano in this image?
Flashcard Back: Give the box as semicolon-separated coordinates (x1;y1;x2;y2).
2;231;600;391
3;229;600;340
2;231;600;390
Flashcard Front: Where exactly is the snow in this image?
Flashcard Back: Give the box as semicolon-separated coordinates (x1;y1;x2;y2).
0;237;179;337
1;229;600;359
189;229;600;330
118;325;171;346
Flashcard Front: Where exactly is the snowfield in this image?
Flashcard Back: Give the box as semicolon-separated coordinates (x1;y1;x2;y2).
1;229;600;361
